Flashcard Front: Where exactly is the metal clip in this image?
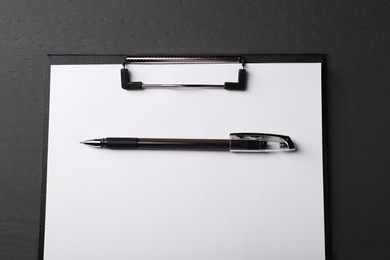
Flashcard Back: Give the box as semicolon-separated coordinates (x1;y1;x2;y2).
121;56;246;91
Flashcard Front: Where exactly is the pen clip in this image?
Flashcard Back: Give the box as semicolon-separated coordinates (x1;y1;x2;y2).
229;133;296;152
121;56;246;91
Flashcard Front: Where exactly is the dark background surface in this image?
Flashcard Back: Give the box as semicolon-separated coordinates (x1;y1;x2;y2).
1;1;389;259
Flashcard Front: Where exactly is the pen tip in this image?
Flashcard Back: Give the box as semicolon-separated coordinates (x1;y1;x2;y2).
80;139;102;146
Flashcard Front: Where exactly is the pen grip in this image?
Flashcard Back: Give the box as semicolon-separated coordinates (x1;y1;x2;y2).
104;138;138;149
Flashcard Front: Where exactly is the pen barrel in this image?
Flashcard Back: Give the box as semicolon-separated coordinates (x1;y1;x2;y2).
137;138;230;151
103;138;266;152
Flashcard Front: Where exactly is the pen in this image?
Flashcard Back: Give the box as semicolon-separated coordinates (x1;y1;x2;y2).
81;133;295;152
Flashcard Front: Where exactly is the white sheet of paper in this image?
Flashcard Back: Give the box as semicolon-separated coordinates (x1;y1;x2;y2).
44;63;325;260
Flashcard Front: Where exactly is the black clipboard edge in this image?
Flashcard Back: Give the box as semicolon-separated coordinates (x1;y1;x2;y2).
39;54;328;260
47;54;325;65
38;56;51;260
321;55;331;260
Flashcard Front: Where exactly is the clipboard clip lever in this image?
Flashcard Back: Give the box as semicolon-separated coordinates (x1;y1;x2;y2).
229;133;296;152
121;56;247;91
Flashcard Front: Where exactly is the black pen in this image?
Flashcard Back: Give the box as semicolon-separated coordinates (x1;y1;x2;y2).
81;133;295;152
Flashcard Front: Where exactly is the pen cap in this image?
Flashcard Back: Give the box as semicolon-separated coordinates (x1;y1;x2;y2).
229;133;296;152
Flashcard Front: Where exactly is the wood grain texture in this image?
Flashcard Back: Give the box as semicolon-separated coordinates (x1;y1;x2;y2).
0;0;390;259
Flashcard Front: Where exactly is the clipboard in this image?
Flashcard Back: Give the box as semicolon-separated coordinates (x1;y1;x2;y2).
40;54;328;260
